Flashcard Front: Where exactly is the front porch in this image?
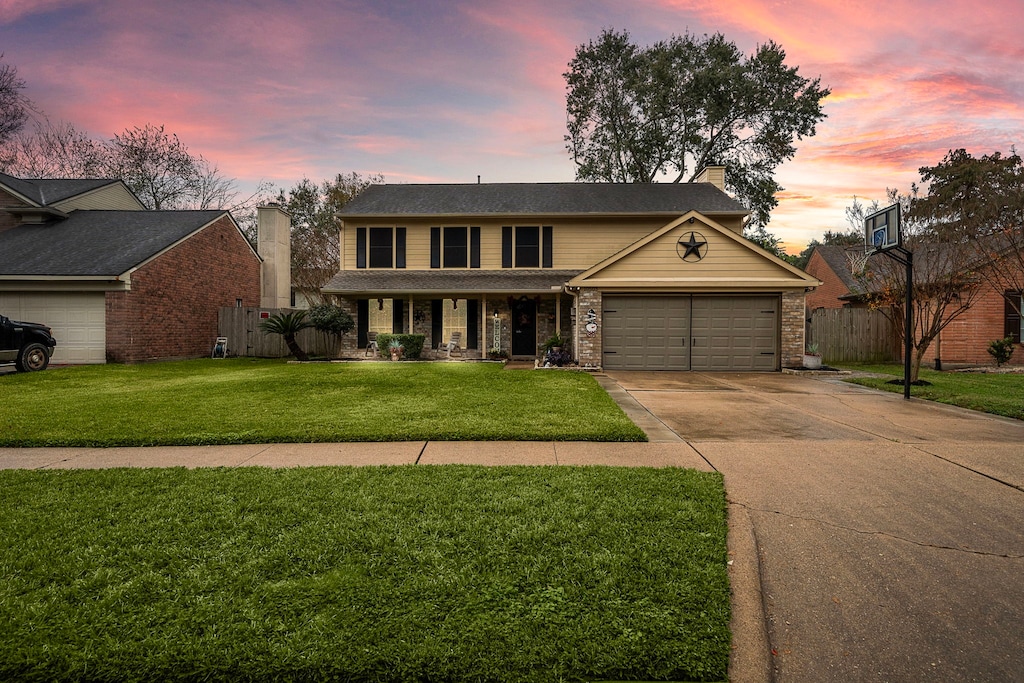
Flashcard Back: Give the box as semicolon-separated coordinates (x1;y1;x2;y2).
322;270;581;361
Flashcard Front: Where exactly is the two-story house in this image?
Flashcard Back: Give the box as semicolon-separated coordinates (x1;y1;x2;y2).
325;169;819;370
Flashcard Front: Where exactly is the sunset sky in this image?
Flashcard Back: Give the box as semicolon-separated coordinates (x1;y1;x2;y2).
3;0;1022;253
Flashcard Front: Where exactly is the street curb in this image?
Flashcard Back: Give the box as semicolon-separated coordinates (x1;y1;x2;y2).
726;502;772;683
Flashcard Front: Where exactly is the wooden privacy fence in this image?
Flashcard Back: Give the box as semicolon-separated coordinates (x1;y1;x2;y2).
218;307;337;358
808;307;899;363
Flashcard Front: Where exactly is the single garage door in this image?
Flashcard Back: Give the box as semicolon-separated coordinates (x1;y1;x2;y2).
603;295;778;371
0;292;106;364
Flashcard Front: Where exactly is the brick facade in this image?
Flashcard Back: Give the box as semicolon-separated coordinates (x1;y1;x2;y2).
781;290;807;368
805;250;851;310
936;282;1023;366
575;288;603;369
105;216;260;362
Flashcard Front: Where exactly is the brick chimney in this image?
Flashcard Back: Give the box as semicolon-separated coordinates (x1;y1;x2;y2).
257;204;291;308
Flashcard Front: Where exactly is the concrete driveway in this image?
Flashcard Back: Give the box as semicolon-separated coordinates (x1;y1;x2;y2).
603;371;1024;682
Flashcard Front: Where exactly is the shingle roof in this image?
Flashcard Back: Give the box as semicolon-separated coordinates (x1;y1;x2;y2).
811;245;866;294
0;210;228;276
323;269;583;295
339;183;747;217
0;172;121;206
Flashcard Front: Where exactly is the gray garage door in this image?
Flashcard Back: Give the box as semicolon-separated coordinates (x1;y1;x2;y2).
603;295;778;371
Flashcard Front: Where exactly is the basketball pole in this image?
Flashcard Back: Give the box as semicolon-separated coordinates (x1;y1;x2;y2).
865;204;912;399
880;246;914;399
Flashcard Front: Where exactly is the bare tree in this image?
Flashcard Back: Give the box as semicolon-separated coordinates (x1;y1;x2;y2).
0;56;31;149
852;189;984;382
1;119;109;177
105;124;204;210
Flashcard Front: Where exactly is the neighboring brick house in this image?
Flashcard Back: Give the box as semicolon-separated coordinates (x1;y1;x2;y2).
324;169;821;370
807;243;1024;366
0;172;263;363
804;245;869;310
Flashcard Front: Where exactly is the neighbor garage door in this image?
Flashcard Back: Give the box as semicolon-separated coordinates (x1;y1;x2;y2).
603;295;778;371
0;292;106;364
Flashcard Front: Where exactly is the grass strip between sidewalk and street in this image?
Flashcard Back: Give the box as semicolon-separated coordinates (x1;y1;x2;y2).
0;359;646;446
839;362;1024;420
0;465;730;683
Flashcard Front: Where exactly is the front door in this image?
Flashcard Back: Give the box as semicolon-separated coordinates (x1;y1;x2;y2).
511;296;536;357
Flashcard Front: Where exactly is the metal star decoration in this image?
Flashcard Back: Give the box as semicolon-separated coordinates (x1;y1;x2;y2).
678;232;707;260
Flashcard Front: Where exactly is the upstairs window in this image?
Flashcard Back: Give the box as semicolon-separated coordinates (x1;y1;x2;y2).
431;226;481;268
502;225;553;268
356;227;406;269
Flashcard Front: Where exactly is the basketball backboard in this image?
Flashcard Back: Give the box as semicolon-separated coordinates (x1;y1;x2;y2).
864;204;901;255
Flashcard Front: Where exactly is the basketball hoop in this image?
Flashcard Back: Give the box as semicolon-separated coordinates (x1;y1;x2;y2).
846;249;870;275
864;204;901;255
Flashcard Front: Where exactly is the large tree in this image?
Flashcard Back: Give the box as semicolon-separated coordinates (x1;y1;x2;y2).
279;172;383;302
914;148;1024;319
564;29;829;228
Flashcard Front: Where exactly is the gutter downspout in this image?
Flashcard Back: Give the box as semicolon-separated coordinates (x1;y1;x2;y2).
562;284;580;364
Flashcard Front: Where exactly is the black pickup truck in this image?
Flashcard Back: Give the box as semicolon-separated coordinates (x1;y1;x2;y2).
0;314;57;372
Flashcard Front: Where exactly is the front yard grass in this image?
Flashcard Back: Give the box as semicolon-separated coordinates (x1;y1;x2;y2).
0;465;730;682
839;362;1024;420
0;359;646;446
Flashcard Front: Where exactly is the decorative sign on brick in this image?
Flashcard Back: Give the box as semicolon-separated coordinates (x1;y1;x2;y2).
585;308;598;336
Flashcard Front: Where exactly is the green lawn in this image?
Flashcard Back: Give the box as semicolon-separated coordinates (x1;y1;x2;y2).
0;466;730;683
839;362;1024;420
0;359;646;446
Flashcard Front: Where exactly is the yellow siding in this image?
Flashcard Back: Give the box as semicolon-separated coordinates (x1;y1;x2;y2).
577;220;810;288
339;217;670;271
55;184;145;212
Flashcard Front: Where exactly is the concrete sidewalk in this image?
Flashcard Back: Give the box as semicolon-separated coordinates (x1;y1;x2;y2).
0;440;713;471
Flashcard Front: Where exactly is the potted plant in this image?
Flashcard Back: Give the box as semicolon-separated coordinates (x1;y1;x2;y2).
541;332;573;367
803;342;822;370
542;332;564;354
388;338;404;361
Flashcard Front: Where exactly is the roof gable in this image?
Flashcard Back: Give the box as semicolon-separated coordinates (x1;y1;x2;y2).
0;173;129;207
340;182;748;217
571;212;820;290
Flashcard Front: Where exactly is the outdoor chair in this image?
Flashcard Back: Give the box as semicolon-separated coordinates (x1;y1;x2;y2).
365;331;379;357
439;331;463;358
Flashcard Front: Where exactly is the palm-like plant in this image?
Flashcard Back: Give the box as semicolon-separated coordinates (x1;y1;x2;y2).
259;311;313;361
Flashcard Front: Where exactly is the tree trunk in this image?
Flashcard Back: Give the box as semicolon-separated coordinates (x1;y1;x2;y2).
284;334;308;361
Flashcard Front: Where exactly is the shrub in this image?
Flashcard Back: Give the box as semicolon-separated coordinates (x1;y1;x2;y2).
987;336;1016;367
308;303;354;358
376;334;425;360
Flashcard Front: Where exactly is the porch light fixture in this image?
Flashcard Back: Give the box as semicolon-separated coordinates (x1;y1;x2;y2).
493;309;499;318
378;298;384;311
452;298;458;309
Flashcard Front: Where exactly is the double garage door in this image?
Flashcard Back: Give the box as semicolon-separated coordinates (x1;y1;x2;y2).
0;292;106;364
603;295;779;371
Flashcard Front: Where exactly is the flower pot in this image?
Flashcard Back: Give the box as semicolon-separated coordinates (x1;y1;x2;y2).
803;354;822;370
